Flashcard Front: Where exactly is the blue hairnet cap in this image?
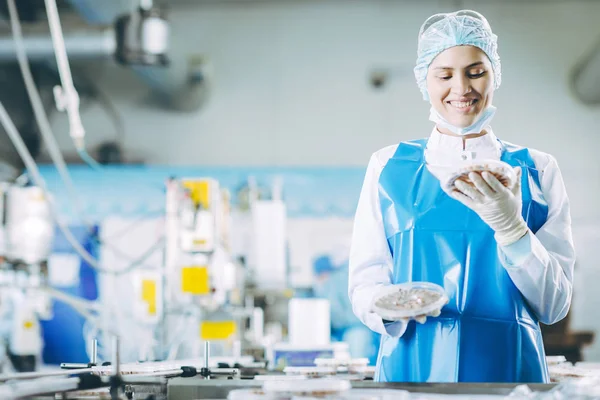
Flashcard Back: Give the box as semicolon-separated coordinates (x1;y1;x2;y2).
313;255;336;276
414;10;501;101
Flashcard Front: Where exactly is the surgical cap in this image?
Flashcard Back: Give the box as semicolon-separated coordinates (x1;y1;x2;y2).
414;10;501;101
313;255;336;276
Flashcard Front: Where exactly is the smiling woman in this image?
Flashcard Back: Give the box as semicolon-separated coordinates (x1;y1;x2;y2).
427;47;495;133
348;10;576;384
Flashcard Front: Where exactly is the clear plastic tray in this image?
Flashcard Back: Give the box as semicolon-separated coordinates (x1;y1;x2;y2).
347;365;376;376
255;375;308;381
263;378;351;396
371;282;449;321
228;389;278;400
338;389;410;400
291;389;409;400
283;366;337;376
546;355;567;366
314;358;369;368
441;159;517;193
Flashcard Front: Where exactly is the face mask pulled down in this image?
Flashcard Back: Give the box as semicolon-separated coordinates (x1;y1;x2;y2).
429;104;497;136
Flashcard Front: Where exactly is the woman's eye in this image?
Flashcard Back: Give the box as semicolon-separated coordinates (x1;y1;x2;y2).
439;76;452;81
469;71;486;78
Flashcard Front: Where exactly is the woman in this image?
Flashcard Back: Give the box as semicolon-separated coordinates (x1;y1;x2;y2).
348;10;575;383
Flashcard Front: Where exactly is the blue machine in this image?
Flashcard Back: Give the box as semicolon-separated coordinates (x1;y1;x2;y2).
40;225;99;364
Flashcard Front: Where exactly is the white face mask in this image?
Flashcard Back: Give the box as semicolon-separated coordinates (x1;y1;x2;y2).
429;104;497;136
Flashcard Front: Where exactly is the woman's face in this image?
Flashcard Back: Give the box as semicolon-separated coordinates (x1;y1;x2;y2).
426;45;494;130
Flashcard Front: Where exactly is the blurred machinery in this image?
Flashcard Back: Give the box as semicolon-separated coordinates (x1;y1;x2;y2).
0;182;54;372
0;174;296;377
160;177;245;360
0;0;169;67
0;0;334;381
157;177;292;364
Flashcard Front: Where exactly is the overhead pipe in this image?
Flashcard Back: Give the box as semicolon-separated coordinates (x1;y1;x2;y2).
571;35;600;105
68;0;210;112
0;27;115;62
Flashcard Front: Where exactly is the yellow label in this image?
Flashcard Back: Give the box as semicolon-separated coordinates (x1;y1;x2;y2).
200;321;236;340
141;279;157;316
181;266;210;295
182;180;211;210
30;193;45;202
23;321;34;329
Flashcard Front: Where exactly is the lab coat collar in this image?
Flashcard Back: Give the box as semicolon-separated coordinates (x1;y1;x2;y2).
426;126;501;153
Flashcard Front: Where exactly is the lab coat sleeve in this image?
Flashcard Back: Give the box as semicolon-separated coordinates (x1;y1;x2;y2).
348;153;407;337
499;155;575;325
501;233;532;265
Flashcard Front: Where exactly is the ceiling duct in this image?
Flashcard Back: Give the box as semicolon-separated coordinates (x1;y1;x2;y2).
66;0;210;113
571;36;600;105
0;0;209;112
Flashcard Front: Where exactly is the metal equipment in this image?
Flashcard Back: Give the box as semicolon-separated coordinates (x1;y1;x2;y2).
0;183;54;373
162;178;237;358
0;0;170;66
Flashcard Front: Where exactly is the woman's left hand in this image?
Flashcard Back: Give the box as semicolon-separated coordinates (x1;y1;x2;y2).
451;167;529;246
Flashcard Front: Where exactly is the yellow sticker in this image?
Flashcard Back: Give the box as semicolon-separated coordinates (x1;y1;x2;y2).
141;279;157;316
200;321;236;340
23;321;34;329
181;266;210;295
30;193;45;202
182;180;211;210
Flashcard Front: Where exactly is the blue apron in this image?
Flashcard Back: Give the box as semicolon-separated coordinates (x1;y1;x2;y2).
376;139;549;383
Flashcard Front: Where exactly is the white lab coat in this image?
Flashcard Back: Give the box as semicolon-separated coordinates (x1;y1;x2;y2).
348;128;575;338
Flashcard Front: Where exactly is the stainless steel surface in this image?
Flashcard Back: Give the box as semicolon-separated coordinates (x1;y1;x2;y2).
209;368;240;378
167;378;262;400
204;341;210;370
117;376;169;385
113;335;120;376
352;382;556;394
166;378;557;400
91;338;98;365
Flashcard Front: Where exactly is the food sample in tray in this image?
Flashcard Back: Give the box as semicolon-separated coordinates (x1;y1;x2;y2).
371;282;448;321
283;366;337;377
441;159;518;193
314;358;369;369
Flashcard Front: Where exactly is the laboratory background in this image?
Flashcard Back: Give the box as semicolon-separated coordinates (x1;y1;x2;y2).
0;0;599;399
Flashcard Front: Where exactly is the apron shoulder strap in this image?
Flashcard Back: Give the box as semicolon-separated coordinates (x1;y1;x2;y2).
499;140;533;166
390;139;428;162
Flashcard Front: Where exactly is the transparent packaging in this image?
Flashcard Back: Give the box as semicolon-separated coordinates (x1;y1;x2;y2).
371;282;449;321
263;378;351;397
314;358;369;368
441;159;517;193
283;366;337;377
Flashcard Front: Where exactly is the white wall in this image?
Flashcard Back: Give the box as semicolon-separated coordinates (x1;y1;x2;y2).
48;0;600;360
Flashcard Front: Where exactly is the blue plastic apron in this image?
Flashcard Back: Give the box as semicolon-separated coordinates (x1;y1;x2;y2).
376;139;549;382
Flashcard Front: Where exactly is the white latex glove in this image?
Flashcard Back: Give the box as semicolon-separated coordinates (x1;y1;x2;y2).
378;299;449;325
382;308;443;325
408;308;442;325
451;167;529;247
